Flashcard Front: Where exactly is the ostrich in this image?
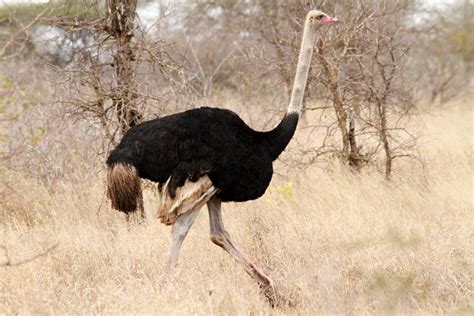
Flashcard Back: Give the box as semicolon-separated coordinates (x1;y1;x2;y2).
106;10;338;302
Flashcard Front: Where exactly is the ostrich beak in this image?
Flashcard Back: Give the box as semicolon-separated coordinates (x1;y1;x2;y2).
321;16;338;24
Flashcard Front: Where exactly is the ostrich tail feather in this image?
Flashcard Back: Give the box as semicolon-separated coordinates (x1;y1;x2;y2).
107;162;142;214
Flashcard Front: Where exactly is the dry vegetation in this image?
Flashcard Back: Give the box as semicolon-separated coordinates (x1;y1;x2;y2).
1;92;472;314
1;0;473;314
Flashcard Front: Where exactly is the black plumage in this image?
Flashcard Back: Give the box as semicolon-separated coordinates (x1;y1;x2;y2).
106;106;298;203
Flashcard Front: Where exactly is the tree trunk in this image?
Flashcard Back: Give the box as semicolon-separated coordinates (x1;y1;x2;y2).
377;101;392;179
317;44;351;162
347;112;363;168
105;0;142;135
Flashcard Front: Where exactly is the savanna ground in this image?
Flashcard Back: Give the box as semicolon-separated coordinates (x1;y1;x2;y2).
1;89;472;314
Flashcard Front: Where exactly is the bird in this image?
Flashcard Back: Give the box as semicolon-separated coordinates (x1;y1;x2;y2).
106;9;338;303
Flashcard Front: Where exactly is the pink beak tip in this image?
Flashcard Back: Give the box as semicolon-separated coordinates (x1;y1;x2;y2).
322;16;339;24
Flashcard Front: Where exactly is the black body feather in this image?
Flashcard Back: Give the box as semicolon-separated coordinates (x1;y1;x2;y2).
106;107;298;202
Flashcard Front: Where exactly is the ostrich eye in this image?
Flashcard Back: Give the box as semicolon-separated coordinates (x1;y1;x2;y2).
316;15;325;20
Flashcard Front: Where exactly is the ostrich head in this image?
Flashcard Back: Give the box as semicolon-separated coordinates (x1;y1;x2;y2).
306;10;338;26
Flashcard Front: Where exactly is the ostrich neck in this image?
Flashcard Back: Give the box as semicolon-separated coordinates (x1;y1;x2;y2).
262;113;299;161
288;18;318;115
263;15;317;161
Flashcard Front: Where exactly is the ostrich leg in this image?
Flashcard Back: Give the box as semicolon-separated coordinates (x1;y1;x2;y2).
168;209;201;268
207;197;278;305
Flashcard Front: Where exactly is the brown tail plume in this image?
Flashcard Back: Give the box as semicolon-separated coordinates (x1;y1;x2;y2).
107;162;142;214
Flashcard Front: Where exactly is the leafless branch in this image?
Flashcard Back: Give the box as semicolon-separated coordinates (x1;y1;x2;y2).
0;242;59;267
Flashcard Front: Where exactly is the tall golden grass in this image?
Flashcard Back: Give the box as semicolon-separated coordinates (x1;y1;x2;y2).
1;99;472;314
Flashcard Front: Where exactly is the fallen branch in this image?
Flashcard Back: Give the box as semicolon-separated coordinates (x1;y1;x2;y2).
0;242;59;267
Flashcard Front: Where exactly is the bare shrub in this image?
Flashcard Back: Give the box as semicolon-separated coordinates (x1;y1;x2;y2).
188;1;419;178
27;1;195;146
413;0;474;104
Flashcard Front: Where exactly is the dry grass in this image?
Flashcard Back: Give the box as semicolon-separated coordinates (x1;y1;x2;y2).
1;99;473;315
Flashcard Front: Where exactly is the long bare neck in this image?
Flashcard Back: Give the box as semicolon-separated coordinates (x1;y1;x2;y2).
287;16;318;115
262;13;318;161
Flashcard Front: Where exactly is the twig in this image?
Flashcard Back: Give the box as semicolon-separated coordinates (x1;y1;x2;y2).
0;242;59;267
0;7;50;58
